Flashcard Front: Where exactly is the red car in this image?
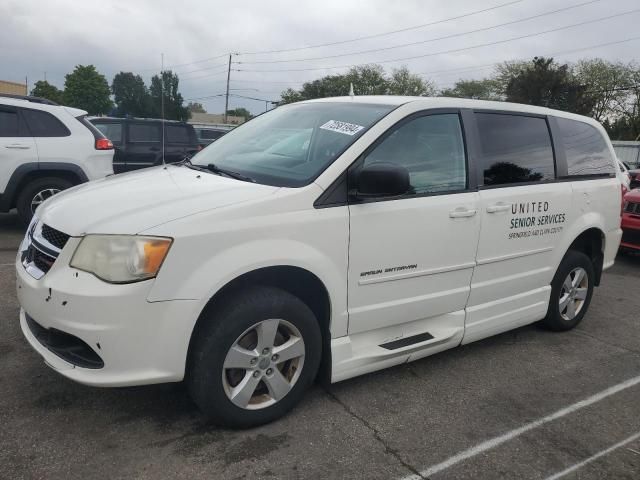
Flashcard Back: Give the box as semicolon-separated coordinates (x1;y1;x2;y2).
621;189;640;251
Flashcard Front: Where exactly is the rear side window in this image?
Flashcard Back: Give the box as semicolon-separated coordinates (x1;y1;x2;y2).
476;113;555;186
22;109;70;137
0;109;19;136
556;118;614;177
93;122;122;143
129;123;160;142
165;125;190;144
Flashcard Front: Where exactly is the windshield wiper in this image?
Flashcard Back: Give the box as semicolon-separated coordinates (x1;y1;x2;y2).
205;163;255;183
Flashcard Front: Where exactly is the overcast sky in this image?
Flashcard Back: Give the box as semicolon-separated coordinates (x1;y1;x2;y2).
1;0;639;115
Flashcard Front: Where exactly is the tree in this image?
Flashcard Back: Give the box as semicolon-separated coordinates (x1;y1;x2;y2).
30;80;64;104
387;66;435;96
149;70;188;121
64;65;112;115
187;102;206;115
504;57;595;115
574;59;633;121
608;64;640;140
440;79;501;100
226;107;252;121
112;72;151;117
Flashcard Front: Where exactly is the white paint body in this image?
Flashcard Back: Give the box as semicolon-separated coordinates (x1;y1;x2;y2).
16;97;622;387
0;97;113;194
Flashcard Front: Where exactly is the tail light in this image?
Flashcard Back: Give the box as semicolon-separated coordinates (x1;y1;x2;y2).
95;138;114;150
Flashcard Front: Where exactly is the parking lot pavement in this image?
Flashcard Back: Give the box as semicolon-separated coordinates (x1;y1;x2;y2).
1;218;638;479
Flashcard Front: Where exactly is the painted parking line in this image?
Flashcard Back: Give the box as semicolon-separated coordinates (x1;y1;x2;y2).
544;431;640;480
400;375;640;479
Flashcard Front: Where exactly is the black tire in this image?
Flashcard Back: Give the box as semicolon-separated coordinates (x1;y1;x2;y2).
16;177;73;226
187;286;322;428
541;250;595;331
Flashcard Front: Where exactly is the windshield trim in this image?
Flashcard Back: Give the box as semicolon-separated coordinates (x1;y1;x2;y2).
191;102;400;188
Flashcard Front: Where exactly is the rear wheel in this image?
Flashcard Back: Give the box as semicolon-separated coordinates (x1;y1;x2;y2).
541;250;595;331
16;177;73;226
188;286;321;428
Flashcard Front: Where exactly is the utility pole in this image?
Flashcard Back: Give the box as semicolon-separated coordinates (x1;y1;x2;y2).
224;54;232;123
161;53;165;166
25;76;28;95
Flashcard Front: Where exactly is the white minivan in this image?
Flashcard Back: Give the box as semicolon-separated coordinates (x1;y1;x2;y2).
16;97;623;427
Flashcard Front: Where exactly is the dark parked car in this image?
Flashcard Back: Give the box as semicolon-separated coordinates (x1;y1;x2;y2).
193;125;231;148
628;168;640;189
89;118;199;173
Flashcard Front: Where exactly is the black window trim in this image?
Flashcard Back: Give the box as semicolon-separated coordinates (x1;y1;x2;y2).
315;108;474;208
469;109;558;190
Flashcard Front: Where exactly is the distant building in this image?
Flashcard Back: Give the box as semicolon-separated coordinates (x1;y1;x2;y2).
612;141;640;168
0;80;27;96
189;112;245;125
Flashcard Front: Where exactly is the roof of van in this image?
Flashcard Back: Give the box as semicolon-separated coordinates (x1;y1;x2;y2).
301;96;601;126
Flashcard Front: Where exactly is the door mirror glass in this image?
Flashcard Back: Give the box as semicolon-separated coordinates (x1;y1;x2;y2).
353;162;410;198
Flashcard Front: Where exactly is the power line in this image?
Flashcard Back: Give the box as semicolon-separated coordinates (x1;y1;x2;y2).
236;0;603;65
238;0;524;55
234;8;640;73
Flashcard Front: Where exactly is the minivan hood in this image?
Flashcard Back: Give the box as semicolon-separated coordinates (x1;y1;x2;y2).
37;165;279;235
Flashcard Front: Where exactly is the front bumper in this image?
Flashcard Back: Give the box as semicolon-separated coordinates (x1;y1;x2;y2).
16;241;199;387
621;214;640;251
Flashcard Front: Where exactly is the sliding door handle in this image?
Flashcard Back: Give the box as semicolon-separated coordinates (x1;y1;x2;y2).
486;203;511;214
449;207;477;218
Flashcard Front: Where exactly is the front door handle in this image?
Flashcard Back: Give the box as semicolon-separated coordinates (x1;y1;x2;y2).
5;144;31;149
449;207;477;218
486;203;511;214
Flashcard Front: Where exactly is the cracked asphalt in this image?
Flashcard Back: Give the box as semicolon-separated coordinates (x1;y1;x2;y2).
1;212;639;479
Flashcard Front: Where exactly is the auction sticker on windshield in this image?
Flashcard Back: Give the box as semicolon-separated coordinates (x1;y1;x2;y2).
320;120;365;136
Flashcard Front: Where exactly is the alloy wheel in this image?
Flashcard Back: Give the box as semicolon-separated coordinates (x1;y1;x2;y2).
559;267;588;321
30;188;61;213
222;318;305;410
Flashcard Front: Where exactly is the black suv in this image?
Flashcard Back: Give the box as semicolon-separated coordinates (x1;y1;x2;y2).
89;118;199;173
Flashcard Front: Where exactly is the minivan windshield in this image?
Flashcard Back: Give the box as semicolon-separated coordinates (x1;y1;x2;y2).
190;102;394;186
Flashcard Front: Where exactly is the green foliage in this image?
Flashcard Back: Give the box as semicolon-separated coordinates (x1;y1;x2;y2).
440;79;501;101
112;72;151;117
149;70;189;121
226;107;252;120
574;59;633;121
505;57;595;115
30;80;65;104
187;102;206;115
279;65;434;104
63;65;112;115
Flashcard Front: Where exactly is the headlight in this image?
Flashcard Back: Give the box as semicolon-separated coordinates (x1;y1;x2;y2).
70;235;172;283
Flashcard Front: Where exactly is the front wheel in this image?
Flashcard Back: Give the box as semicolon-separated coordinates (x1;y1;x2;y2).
541;250;595;331
16;177;73;226
187;286;322;428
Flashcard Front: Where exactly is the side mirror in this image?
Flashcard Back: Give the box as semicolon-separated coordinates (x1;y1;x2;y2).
351;162;410;199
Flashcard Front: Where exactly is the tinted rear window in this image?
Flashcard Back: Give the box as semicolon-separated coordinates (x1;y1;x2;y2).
22;109;70;137
92;122;122;143
166;125;191;144
0;110;19;136
476;113;555;186
199;129;225;140
557;118;614;177
129;123;160;142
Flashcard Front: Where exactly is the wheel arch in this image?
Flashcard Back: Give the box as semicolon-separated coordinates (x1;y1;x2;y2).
566;227;606;286
0;162;88;211
186;265;333;385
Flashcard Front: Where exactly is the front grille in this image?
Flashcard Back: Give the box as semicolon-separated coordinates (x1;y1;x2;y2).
31;247;56;273
624;201;640;215
25;313;104;369
621;228;640;247
41;224;70;250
